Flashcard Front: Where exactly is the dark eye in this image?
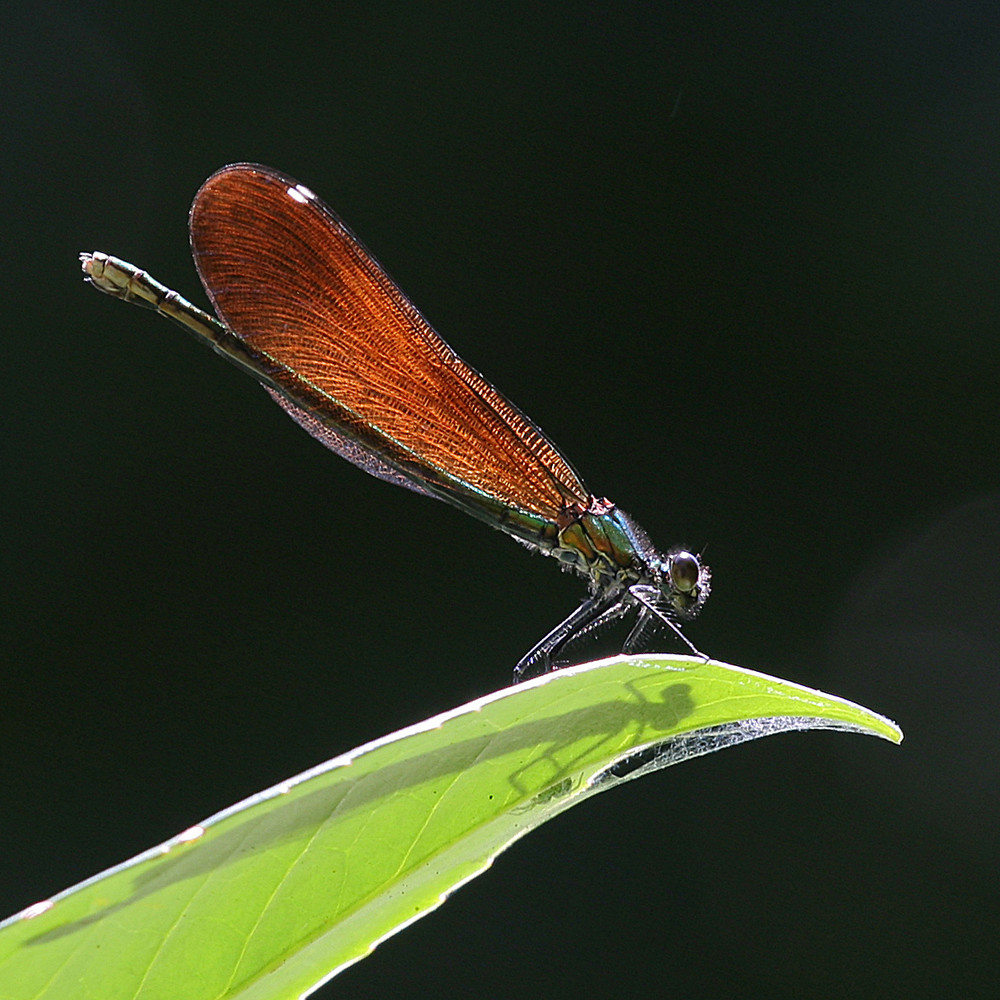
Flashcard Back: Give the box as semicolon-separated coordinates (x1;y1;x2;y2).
669;551;700;592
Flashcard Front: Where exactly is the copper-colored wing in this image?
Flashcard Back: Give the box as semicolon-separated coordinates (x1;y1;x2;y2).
189;164;589;520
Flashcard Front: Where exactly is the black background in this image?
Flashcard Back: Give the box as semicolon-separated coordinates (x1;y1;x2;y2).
4;3;999;997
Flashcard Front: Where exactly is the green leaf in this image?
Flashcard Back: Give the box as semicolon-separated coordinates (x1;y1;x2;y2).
0;656;900;1000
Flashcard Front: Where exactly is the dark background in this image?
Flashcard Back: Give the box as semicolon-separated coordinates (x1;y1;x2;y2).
4;3;998;997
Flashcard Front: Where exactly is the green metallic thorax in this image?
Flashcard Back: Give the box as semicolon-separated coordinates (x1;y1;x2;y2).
497;502;646;594
554;511;644;588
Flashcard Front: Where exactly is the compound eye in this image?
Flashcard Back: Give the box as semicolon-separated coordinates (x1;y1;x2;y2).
669;551;701;592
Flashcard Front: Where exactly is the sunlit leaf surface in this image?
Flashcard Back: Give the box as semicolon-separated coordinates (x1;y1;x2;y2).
0;656;900;1000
